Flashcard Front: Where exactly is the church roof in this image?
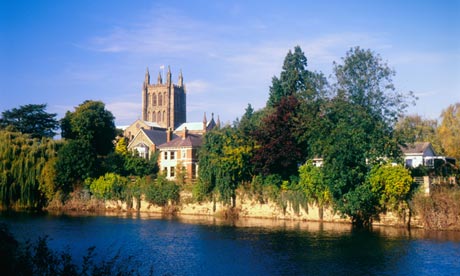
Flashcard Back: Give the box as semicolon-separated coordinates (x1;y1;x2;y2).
175;119;215;132
158;133;202;149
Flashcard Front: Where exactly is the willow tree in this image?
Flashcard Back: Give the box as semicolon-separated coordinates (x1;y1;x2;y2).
0;130;57;209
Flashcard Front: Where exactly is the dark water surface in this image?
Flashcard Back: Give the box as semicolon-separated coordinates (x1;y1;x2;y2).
1;211;460;276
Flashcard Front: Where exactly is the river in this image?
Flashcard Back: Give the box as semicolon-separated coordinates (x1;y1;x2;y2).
1;211;460;275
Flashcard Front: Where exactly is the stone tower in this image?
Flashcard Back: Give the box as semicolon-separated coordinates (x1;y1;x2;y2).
141;66;186;129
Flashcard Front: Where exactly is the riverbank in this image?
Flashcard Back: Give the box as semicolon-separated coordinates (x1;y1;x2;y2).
43;189;435;230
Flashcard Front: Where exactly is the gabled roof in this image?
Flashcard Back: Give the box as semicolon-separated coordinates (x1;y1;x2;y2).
128;128;174;148
158;133;202;149
401;142;436;155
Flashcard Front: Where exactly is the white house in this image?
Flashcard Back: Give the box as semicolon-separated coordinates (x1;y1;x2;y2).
401;142;437;168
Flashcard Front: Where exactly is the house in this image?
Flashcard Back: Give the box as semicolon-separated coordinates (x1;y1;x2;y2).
401;142;437;168
127;127;176;159
400;142;457;169
158;128;202;181
123;119;163;141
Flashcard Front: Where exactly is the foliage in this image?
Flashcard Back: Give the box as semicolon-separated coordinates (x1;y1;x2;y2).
438;102;460;161
395;115;442;154
0;130;57;209
253;95;304;179
198;127;254;206
317;47;412;226
298;161;331;208
368;164;413;212
54;139;98;193
333;46;413;126
0;104;58;138
86;173;129;200
267;46;326;107
0;223;149;275
143;175;180;206
61;100;116;156
124;152;159;177
115;137;129;156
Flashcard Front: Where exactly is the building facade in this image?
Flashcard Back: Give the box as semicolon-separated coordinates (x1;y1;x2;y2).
141;66;186;129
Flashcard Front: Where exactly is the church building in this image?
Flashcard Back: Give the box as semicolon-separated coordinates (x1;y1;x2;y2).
142;66;186;129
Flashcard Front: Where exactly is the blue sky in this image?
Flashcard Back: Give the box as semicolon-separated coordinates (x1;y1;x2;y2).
1;0;459;126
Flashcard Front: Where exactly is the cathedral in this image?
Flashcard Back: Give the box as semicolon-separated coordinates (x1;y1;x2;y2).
141;66;186;129
123;66;218;181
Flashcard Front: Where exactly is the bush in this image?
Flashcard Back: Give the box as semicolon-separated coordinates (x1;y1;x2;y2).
413;187;460;230
86;173;128;200
143;175;180;206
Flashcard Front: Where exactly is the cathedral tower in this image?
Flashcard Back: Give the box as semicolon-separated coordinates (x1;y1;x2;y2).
142;66;186;129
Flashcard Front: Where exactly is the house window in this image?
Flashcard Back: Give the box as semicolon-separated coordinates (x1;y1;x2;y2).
170;151;175;160
191;164;196;179
170;166;175;178
163;167;168;175
405;159;413;168
163;151;168;160
182;149;186;159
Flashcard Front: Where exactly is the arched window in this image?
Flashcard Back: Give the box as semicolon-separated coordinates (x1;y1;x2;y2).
146;93;150;107
164;92;167;106
152;93;157;106
158;111;161;122
163;111;166;122
159;93;162;106
152;112;156;122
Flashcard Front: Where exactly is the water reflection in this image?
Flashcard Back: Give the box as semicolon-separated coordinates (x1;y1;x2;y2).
1;211;460;275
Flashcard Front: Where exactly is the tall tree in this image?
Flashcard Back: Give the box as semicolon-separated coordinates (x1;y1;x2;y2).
267;46;326;107
320;47;411;226
61;100;116;156
0;104;58;138
333;47;412;126
438;103;460;161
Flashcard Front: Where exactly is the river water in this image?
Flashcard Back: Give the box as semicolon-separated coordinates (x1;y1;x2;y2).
1;211;460;275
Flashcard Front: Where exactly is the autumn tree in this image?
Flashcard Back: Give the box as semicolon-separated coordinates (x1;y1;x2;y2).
395;114;443;154
438;103;460;161
0;104;58;138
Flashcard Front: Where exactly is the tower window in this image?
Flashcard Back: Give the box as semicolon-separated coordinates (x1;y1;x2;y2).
153;93;157;106
159;93;163;106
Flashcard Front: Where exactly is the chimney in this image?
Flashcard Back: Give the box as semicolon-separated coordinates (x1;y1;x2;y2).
182;127;188;139
166;128;172;142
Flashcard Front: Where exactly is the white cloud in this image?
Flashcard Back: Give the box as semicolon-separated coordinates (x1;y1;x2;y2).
106;101;141;125
186;80;211;95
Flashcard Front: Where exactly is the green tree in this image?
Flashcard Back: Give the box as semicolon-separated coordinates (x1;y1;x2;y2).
298;161;331;219
61;100;116;156
319;47;411;226
54;139;97;193
197;127;253;206
438;103;460;161
0;104;58;138
0;130;57;208
267;46;326;107
143;175;180;206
